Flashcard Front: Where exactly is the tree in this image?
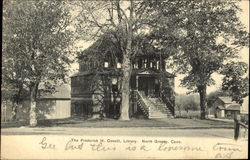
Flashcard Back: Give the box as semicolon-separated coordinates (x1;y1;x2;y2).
143;0;249;119
176;94;199;114
74;0;152;120
220;62;249;104
1;54;27;120
2;1;29;120
183;98;199;113
3;0;74;126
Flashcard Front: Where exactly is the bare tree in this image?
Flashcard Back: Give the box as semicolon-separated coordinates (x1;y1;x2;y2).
74;0;150;120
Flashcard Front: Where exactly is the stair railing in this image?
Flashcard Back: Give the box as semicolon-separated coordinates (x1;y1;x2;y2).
134;90;150;118
159;91;175;116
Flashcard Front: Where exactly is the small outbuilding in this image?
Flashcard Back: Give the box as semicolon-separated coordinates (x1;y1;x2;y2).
212;96;241;119
17;84;71;121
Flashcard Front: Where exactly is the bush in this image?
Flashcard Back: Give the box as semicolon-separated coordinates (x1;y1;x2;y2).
175;110;200;119
176;94;200;115
240;114;249;125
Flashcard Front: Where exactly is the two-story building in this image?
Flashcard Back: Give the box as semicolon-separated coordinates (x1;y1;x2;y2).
71;34;175;119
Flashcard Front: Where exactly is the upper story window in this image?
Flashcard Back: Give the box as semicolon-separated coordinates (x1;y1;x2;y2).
131;57;165;70
104;62;109;68
79;55;166;72
117;63;121;69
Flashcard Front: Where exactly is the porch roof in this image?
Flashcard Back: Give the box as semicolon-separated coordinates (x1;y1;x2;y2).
70;71;93;77
132;68;175;77
226;104;241;111
217;105;225;110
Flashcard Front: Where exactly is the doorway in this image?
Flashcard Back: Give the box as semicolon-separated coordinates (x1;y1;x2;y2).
138;76;159;97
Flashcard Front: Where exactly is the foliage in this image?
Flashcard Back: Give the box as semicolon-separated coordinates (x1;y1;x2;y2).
142;0;249;119
3;0;74;125
3;0;74;94
175;110;201;119
145;0;248;89
220;62;249;104
72;0;154;120
176;94;200;112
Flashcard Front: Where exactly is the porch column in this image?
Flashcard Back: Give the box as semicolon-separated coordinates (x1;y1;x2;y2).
221;110;225;118
159;75;163;97
135;58;138;69
136;75;139;90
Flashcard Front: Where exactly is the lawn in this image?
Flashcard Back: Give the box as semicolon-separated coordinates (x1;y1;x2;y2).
1;116;234;129
175;110;201;118
1;120;28;128
32;116;234;129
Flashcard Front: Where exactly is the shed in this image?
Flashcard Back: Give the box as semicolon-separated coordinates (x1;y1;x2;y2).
17;84;71;121
212;96;241;119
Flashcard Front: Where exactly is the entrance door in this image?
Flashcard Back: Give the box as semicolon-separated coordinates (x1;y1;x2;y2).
138;76;157;97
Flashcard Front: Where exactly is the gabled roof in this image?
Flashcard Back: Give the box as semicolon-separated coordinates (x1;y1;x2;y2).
39;84;71;99
218;96;235;104
216;104;240;111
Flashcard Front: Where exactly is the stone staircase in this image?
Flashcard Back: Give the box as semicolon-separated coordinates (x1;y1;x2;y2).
135;91;174;119
147;97;174;119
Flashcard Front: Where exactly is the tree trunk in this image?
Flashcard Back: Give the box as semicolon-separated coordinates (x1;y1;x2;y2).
198;85;207;120
119;54;132;120
29;84;37;127
11;84;23;121
118;0;134;121
11;102;18;120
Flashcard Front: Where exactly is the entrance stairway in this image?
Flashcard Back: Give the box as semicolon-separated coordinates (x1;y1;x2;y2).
148;97;174;118
135;91;174;119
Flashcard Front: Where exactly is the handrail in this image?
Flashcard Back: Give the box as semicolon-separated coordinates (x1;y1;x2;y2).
159;91;175;116
134;90;149;118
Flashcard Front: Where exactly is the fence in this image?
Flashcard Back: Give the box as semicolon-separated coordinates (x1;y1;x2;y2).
234;114;248;140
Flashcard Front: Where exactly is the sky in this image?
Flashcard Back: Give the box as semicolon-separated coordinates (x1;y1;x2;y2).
70;1;249;95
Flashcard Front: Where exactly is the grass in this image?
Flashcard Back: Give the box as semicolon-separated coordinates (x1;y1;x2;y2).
1;120;28;128
2;113;234;129
33;116;234;129
37;117;178;128
175;110;201;119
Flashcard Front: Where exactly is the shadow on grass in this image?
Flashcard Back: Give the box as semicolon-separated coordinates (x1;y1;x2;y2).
1;116;234;129
37;116;90;127
35;116;178;128
1;121;28;128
